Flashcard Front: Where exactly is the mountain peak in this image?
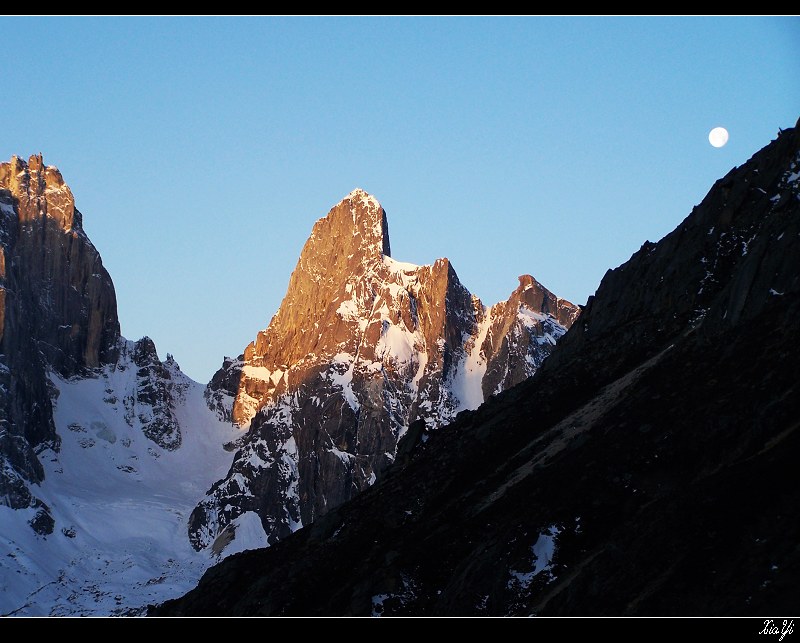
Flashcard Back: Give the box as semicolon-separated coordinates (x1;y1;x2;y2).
324;187;391;258
507;274;580;328
196;187;580;552
343;186;381;209
0;154;76;231
230;189;392;397
300;188;390;271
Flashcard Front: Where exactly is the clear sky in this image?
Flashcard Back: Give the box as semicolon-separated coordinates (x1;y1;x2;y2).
2;16;798;382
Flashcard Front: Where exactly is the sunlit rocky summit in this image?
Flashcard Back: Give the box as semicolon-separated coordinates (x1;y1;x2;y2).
193;188;578;550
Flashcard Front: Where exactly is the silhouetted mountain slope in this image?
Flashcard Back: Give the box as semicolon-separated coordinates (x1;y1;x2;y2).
154;120;800;616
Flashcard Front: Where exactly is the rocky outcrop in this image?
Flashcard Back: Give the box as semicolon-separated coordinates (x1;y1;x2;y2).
126;337;183;451
204;355;243;424
481;275;580;398
190;189;578;551
0;155;120;373
0;155;120;521
156;121;800;617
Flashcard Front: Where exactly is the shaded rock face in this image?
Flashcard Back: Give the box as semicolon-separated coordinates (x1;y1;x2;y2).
481;275;580;398
190;189;578;550
155;124;800;617
204;355;243;423
128;337;183;451
0;155;120;517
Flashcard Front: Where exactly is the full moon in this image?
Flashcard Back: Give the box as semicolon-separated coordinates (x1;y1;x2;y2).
709;127;729;148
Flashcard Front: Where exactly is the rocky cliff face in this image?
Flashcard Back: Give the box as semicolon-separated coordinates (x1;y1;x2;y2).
0;155;120;373
0;155;187;533
190;189;578;551
0;155;120;527
156;122;800;616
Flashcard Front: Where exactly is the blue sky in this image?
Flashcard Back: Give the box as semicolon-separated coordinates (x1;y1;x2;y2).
2;16;798;382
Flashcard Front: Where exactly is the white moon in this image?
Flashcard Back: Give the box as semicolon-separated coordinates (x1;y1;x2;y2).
709;127;729;148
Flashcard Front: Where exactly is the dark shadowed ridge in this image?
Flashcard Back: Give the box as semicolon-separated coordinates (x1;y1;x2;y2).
153;119;800;616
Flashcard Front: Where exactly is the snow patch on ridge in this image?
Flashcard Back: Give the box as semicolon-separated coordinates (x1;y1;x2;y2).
219;512;270;558
451;306;493;412
383;254;420;274
242;364;272;381
346;187;382;213
518;307;563;346
508;525;561;592
331;352;360;411
337;298;360;320
376;321;416;365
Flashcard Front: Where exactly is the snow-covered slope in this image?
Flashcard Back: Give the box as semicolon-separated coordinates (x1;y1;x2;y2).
0;343;240;616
